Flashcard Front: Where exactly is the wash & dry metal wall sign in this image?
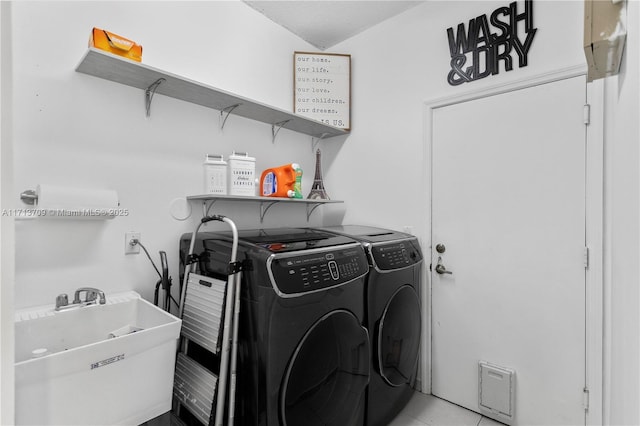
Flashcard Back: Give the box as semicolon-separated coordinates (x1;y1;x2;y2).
446;0;537;86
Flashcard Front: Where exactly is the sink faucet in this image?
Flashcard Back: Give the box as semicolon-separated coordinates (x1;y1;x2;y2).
55;287;106;311
73;287;106;305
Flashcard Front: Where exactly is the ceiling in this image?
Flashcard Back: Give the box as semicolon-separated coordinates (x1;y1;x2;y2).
243;1;426;50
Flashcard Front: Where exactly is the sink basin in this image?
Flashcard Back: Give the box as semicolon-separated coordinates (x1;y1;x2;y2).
15;291;181;425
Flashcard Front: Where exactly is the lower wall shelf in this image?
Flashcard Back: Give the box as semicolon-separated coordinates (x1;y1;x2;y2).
186;194;343;222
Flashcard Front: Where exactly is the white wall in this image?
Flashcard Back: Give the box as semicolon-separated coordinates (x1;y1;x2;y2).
325;0;584;238
10;0;342;310
6;0;639;424
1;2;15;423
328;1;638;425
603;1;640;424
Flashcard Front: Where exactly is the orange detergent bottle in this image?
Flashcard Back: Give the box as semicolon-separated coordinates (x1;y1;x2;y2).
260;163;303;198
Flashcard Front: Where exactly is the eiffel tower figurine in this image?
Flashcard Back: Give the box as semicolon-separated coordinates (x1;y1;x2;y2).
307;148;330;200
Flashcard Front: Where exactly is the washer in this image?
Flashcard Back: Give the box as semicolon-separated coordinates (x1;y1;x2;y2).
179;228;371;426
317;225;423;426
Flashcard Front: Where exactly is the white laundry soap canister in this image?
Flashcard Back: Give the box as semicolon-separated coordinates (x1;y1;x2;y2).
227;151;256;196
203;154;227;195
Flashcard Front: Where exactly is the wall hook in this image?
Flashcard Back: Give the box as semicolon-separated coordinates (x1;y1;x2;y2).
20;189;38;205
145;78;166;117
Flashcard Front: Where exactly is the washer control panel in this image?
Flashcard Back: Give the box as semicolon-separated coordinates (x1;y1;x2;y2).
269;244;369;296
370;239;423;271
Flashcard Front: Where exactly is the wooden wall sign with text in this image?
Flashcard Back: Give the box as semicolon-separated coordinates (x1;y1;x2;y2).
294;52;351;130
446;0;537;86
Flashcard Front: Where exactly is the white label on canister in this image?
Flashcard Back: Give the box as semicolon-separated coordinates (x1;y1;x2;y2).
228;157;256;196
204;164;227;194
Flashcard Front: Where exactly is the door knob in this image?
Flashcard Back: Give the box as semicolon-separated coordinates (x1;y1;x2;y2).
435;257;452;275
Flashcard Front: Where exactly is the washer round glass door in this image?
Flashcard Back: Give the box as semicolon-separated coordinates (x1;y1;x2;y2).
378;285;421;386
281;309;370;426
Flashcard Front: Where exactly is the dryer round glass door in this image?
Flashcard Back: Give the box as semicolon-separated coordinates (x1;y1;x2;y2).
280;309;370;426
377;285;421;386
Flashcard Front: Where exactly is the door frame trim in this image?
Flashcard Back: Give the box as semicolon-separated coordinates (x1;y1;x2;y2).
420;64;604;425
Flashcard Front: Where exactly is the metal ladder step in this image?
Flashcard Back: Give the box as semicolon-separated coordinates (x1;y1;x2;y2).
173;353;218;425
181;273;227;354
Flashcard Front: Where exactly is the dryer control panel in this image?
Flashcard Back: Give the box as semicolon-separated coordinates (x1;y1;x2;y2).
268;244;369;297
370;239;423;271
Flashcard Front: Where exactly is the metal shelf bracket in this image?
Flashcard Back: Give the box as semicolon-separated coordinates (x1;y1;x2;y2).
272;120;291;143
220;104;241;130
306;202;323;221
203;199;220;217
259;200;280;223
145;78;166;117
311;133;329;152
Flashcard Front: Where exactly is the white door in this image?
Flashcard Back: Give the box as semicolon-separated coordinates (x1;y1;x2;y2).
431;76;586;425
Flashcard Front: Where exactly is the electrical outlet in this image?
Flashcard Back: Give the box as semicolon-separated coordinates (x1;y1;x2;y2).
125;232;141;255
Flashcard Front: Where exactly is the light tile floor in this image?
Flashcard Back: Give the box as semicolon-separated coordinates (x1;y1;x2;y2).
390;392;504;426
145;391;503;426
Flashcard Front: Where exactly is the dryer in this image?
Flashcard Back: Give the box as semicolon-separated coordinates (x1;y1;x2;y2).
178;228;371;426
317;225;423;426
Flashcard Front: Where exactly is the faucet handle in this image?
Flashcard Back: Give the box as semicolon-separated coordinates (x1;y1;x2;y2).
55;294;69;309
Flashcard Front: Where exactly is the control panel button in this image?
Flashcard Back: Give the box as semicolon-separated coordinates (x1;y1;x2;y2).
371;240;423;270
269;246;369;295
328;261;339;280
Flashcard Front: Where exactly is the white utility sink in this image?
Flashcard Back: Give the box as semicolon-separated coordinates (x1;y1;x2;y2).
15;291;181;425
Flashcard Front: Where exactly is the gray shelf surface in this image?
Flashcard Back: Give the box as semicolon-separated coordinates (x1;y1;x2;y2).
187;194;342;204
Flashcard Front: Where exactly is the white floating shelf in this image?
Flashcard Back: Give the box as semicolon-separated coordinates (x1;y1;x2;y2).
75;48;349;139
186;194;341;204
186;194;343;222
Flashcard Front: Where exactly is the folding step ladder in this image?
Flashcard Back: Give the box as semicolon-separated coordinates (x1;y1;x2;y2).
172;215;242;426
